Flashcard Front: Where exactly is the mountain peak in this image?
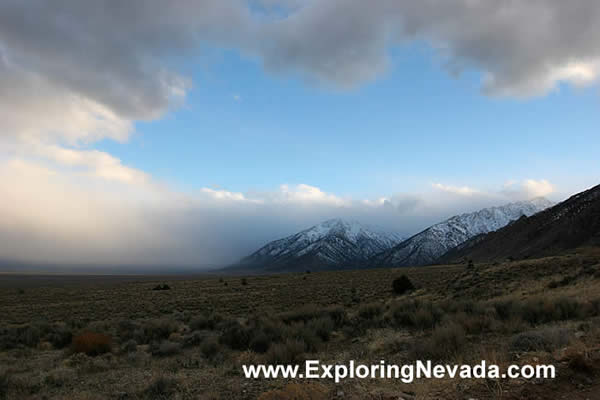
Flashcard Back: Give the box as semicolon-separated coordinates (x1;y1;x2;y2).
234;218;402;272
303;218;376;243
442;184;600;262
373;197;553;267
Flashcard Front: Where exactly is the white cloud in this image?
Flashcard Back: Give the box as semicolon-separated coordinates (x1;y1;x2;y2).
522;179;555;198
36;145;149;185
501;179;555;200
274;184;349;206
432;183;480;196
0;159;562;267
200;187;254;202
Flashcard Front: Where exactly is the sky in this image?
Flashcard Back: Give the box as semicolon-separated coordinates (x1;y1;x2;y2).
0;0;599;267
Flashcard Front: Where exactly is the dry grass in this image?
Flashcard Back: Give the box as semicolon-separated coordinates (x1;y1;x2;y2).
0;248;599;399
257;383;329;400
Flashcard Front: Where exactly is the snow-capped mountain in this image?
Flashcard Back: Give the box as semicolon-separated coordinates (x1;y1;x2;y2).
235;219;403;272
372;198;553;267
442;185;600;263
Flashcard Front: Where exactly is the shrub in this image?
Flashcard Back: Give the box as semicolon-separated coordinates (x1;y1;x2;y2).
219;320;251;350
294;325;322;353
493;299;520;321
521;297;582;325
326;306;347;327
510;327;570;352
307;317;335;342
265;339;305;365
145;376;178;399
279;305;346;327
411;322;466;361
152;284;171;291
48;323;72;349
358;303;383;321
71;332;112;356
140;318;179;344
279;305;322;324
117;320;140;342
414;308;436;330
568;352;594;374
200;337;220;359
0;372;8;400
121;339;137;354
389;299;442;330
151;340;181;357
241;278;248;286
189;313;222;331
249;331;271;353
453;312;496;335
431;322;466;356
182;331;206;348
392;275;415;295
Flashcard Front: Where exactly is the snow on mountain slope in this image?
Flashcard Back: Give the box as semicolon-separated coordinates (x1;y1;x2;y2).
373;198;553;267
236;219;403;272
442;184;600;263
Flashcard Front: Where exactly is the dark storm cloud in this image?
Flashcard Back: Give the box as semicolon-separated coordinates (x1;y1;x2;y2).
0;0;256;122
257;0;600;94
1;0;599;125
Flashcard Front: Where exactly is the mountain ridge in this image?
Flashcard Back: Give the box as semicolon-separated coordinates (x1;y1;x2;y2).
232;218;403;272
370;197;553;267
440;185;600;263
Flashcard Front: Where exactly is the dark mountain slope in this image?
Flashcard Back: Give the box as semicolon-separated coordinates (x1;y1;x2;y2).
441;184;600;263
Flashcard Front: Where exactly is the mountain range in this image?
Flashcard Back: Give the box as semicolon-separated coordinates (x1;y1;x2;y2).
371;197;553;267
442;184;600;263
233;219;402;272
232;197;554;272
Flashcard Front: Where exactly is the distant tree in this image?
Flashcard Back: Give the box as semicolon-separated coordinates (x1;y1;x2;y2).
241;278;248;286
392;275;415;295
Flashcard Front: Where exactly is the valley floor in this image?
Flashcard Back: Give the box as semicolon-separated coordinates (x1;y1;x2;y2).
1;248;600;399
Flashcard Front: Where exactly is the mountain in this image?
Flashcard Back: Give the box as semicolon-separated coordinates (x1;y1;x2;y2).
441;184;600;263
233;219;403;272
371;198;553;267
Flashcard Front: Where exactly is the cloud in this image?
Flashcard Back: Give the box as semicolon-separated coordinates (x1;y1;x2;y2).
255;0;600;96
273;184;348;206
1;0;599;150
432;183;480;196
0;1;583;268
502;179;555;199
1;0;598;174
0;158;559;267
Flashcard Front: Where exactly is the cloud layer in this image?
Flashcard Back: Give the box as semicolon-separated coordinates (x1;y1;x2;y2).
0;159;556;266
0;1;595;267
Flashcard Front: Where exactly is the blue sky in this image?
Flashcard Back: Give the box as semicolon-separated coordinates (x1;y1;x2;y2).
95;44;599;199
1;1;600;265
